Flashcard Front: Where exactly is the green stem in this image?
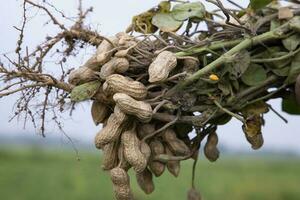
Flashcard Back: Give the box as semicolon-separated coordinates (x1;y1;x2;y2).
251;47;300;63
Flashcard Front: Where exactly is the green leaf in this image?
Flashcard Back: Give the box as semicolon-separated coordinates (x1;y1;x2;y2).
282;93;300;115
152;13;182;32
282;34;300;51
70;81;101;102
230;50;251;77
171;2;206;21
285;52;300;84
241;64;267;86
271;67;290;76
289;16;300;33
250;0;272;11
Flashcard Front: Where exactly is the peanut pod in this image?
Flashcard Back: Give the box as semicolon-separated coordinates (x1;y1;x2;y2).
103;74;147;100
100;57;129;79
113;93;152;123
91;100;110;125
204;132;220;162
162;128;190;156
102;141;119;170
95;109;128;148
68;66;97;86
148;51;177;83
95;36;118;67
110;167;133;200
121;128;147;173
149;139;165;177
137;123;155;140
165;147;180;177
136;168;155;194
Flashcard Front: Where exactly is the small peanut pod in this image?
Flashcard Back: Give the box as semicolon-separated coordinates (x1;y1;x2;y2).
91;100;110;125
121;128;147;173
183;57;199;74
103;74;147;100
140;141;151;163
149;140;165;177
110;167;133;200
295;74;300;105
244;129;264;150
95;36;118;67
162;128;190;156
113;93;152;123
100;57;129;80
165;147;180;177
68;66;97;86
204;132;220;162
137;123;155;140
187;188;202;200
136;168;155;194
102;141;119;170
93;86;113;105
94;110;128;148
118;145;131;171
148;51;177;83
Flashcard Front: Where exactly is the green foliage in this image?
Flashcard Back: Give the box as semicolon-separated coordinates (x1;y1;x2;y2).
282;93;300;115
285;52;300;84
152;13;183;32
250;0;273;11
70;81;100;102
171;2;206;21
241;64;267;86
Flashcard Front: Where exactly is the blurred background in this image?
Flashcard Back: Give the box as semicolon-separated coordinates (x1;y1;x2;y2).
0;0;300;199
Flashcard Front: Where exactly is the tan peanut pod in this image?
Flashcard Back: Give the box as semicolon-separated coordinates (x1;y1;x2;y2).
162;128;190;156
121;128;147;173
94;110;128;148
93;86;113;105
165;147;180;177
110;167;133;200
148;51;177;83
113;93;152;123
245;131;264;150
118;145;131;171
95;37;118;67
137;123;155;140
295;74;300;105
140;141;151;162
136;168;155;194
204;132;220;162
103;74;147;100
115;49;132;58
149;139;165;177
68;66;97;86
116;32;136;47
187;188;202;200
100;57;129;80
91;100;110;125
102;141;119;170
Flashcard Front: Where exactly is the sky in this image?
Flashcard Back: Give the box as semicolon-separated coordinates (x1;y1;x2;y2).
0;0;300;153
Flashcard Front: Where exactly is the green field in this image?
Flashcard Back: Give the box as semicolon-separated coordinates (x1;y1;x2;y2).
0;147;299;200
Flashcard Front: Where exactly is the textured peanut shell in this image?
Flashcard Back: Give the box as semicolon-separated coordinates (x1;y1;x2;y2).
102;141;119;170
91;101;110;125
100;57;129;79
148;51;177;83
165;147;180;177
137;124;155;139
204;132;220;162
140;141;151;162
149;140;165;177
162;128;190;156
94;111;128;148
95;37;118;67
121;129;147;173
110;167;133;200
183;57;199;74
103;74;147;100
68;66;97;86
136;168;155;194
113;93;152;123
93;86;113;105
118;145;131;171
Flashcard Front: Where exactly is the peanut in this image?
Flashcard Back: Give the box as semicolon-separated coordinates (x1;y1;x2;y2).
110;167;133;200
113;93;152;123
137;123;155;140
121;128;147;173
103;74;147;100
165;147;180;177
140;141;151;162
95;36;118;67
187;188;202;200
91;100;110;125
102;141;119;170
148;51;177;83
100;57;129;80
94;108;128;148
162;128;190;156
136;168;155;194
183;57;199;74
68;66;97;86
149;139;165;177
204;132;220;162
